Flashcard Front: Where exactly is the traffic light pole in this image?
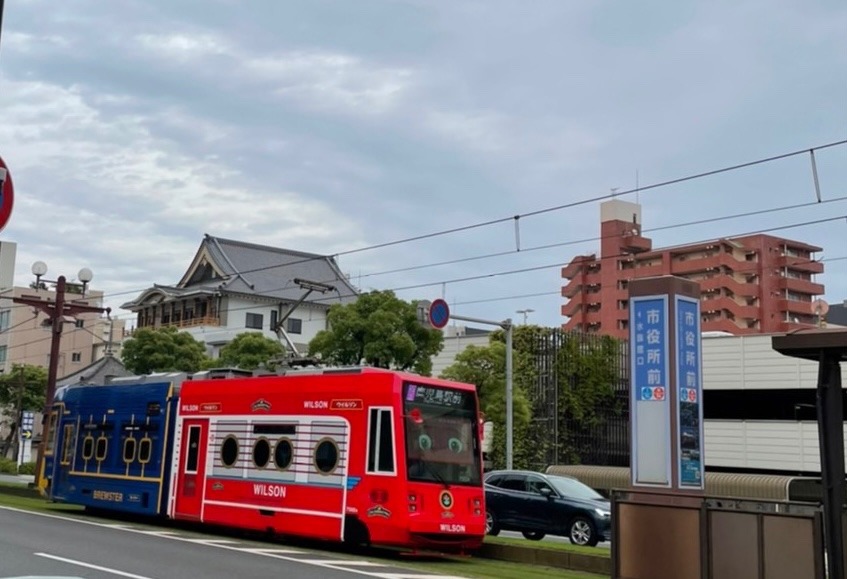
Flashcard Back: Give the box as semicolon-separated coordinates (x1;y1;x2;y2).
13;276;109;491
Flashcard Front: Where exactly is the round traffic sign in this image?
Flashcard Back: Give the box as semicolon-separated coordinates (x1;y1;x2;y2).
0;156;15;234
428;298;450;329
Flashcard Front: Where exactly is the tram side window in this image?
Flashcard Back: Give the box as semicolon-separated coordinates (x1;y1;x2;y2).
367;408;395;474
95;436;108;462
138;438;153;464
45;412;59;455
82;435;95;460
123;438;137;463
186;426;202;473
61;425;74;465
315;439;339;474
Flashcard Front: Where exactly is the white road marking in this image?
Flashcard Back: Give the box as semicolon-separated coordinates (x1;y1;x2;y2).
371;575;468;579
296;559;383;566
239;547;304;554
35;552;158;579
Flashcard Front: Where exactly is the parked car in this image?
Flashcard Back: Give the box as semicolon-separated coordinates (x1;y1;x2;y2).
483;470;611;546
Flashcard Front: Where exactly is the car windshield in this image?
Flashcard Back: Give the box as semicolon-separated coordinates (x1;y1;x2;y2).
548;475;604;500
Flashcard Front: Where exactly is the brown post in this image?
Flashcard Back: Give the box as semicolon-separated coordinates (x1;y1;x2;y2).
13;275;110;492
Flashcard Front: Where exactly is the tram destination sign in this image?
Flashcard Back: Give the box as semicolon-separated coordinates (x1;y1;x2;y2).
405;383;467;408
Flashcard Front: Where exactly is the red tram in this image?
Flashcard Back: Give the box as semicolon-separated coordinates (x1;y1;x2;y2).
48;366;486;552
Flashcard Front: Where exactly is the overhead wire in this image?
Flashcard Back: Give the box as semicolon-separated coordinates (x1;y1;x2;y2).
101;215;845;324
52;138;847;304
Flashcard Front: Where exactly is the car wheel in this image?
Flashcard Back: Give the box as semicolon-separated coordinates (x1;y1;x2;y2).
569;516;598;547
521;531;546;541
485;510;500;536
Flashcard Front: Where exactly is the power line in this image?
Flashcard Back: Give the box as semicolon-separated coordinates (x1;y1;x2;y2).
387;215;847;294
70;139;847;304
96;190;847;315
105;215;845;326
338;139;847;254
341;196;847;281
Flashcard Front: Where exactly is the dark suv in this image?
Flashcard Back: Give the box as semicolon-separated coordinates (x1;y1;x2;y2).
484;470;611;546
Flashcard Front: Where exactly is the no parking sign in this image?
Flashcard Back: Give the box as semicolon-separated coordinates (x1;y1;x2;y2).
0;156;14;234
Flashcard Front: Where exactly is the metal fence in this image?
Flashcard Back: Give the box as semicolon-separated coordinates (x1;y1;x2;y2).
525;329;630;470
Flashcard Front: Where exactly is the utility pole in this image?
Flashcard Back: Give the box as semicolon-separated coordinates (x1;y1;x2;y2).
14;365;24;463
12;264;109;492
0;0;6;58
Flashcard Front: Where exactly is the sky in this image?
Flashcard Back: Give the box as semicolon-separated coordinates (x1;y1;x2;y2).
0;0;845;330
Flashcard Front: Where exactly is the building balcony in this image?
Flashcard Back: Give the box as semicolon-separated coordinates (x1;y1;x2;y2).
698;275;760;297
777;255;824;274
562;318;583;332
582;307;603;324
561;277;601;299
700;297;760;320
619;233;652;254
140;315;222;330
561;298;583;318
561;256;597;279
701;318;755;335
670;252;742;276
561;281;580;299
776;277;825;296
777;299;815;316
619;260;663;278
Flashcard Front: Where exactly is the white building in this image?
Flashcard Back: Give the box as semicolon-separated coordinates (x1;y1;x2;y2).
702;332;842;474
121;235;360;357
432;325;492;377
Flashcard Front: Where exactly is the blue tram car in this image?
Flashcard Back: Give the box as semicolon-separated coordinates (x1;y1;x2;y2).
46;373;182;516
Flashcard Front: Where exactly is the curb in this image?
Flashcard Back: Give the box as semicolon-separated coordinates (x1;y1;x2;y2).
477;542;610;575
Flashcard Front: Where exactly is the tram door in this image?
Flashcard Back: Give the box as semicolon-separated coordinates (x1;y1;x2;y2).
173;419;208;520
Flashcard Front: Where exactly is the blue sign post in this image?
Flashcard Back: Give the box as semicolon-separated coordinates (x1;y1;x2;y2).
675;296;704;489
630;295;671;487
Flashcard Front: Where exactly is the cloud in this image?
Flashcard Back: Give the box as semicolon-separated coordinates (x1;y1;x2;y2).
0;0;845;328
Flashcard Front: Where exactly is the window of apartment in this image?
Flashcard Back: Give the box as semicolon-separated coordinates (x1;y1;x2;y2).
0;345;6;364
71;352;82;363
74;319;84;328
0;310;9;331
245;312;263;329
270;310;278;331
286;318;302;334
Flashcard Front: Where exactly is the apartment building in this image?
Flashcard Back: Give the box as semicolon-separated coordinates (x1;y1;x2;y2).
0;284;121;375
561;200;825;339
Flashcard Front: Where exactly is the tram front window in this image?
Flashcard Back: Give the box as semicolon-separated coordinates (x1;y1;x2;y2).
403;382;481;486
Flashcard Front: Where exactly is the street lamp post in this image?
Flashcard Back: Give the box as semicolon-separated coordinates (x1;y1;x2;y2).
516;308;534;325
12;262;110;492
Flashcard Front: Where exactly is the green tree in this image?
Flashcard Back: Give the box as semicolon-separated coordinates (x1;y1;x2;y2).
553;332;622;463
441;325;624;470
0;364;47;458
440;338;535;470
218;332;284;371
121;326;211;374
308;290;443;375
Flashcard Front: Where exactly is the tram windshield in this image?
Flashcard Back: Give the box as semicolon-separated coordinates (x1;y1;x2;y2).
403;381;482;486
